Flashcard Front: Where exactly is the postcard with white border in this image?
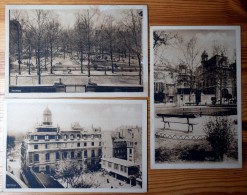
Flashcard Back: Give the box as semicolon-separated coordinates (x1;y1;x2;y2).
150;26;242;169
3;99;147;192
5;5;148;98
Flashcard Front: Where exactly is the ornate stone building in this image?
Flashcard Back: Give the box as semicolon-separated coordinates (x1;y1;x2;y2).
197;51;237;105
21;107;102;174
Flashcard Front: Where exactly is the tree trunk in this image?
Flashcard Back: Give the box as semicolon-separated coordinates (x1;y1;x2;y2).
80;42;83;73
137;54;142;85
50;42;53;74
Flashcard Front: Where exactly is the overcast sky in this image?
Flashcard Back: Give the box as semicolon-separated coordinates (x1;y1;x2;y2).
154;29;237;67
7;101;144;135
9;6;140;29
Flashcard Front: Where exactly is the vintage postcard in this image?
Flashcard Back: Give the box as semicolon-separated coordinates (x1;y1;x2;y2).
150;26;242;169
3;99;147;192
5;5;148;97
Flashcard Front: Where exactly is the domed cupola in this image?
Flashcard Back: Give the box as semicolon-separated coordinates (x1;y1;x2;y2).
43;107;52;125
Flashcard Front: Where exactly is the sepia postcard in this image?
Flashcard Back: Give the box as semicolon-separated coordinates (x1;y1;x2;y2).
3;99;147;192
150;26;242;169
5;5;148;97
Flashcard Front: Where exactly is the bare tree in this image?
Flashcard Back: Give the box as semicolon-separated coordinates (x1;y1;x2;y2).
177;35;201;102
153;31;177;49
26;10;49;84
76;10;97;79
212;40;227;56
46;16;61;74
102;15;117;73
119;10;143;85
9;10;25;75
73;15;87;74
55;159;82;188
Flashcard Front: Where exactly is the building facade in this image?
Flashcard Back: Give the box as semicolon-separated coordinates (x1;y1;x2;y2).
21;107;102;174
197;51;237;105
101;127;142;186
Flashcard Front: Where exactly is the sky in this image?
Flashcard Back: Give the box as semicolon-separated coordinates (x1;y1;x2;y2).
9;6;140;29
7;101;144;135
154;29;237;68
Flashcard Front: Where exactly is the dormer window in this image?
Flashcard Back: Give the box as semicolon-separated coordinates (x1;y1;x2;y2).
70;134;74;140
64;135;67;140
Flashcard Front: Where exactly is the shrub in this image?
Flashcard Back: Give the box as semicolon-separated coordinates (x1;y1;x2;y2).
204;116;234;161
155;147;171;162
179;143;208;161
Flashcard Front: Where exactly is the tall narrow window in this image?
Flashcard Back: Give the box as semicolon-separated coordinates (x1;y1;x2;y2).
45;153;50;162
56;152;60;161
84;150;88;158
71;151;75;159
91;150;95;157
34;154;39;162
34;144;38;149
63;151;67;159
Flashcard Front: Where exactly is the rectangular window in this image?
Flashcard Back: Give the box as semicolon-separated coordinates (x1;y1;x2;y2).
29;153;33;163
99;142;101;146
129;148;132;154
114;163;118;170
84;142;87;147
120;165;124;172
108;162;112;168
77;152;81;158
34;154;39;163
34;144;38;149
91;150;95;157
98;149;102;156
45;144;48;149
77;143;80;147
71;151;74;159
56;152;60;160
34;136;38;141
55;135;59;140
45;135;49;141
84;150;88;158
45;153;50;162
91;142;94;146
124;166;127;173
63;152;67;159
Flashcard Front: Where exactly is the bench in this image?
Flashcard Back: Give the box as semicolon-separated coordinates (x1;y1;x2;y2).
162;120;196;132
157;113;196;132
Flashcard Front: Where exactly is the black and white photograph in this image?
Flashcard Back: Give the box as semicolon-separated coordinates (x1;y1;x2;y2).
150;26;242;169
3;99;147;192
5;5;148;97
